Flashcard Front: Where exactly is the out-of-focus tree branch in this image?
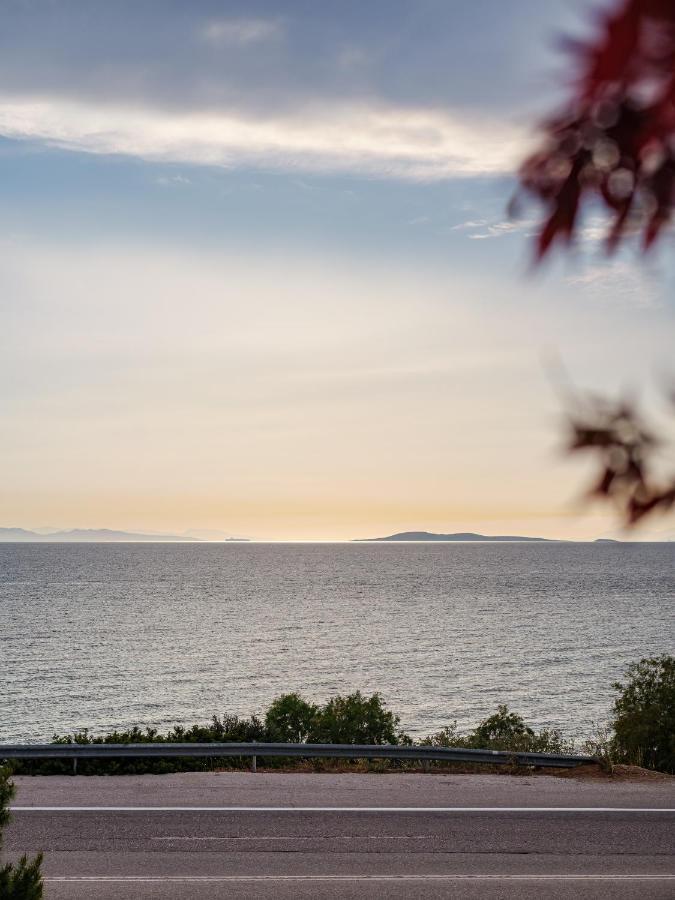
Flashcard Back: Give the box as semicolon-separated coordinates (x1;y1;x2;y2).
519;0;675;258
518;0;675;527
567;396;675;524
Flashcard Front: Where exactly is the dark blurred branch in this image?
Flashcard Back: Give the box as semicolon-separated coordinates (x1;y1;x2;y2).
518;0;675;258
516;0;675;527
568;395;675;524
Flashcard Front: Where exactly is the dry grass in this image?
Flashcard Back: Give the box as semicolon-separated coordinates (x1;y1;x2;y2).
214;759;610;777
551;763;673;782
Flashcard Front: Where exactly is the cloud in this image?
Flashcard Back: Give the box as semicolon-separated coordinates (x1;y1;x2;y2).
154;173;191;186
565;260;659;308
199;17;283;46
578;218;610;243
452;218;534;239
0;1;580;121
450;219;488;230
0;94;529;180
576;215;673;245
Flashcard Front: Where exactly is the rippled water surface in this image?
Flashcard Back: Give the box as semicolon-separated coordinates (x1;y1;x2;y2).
1;542;673;742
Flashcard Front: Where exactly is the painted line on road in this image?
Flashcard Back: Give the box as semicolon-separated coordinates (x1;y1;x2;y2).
44;875;675;883
14;805;675;814
153;835;430;840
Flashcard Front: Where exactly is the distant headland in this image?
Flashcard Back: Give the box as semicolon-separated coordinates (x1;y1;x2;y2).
0;528;250;543
355;530;557;542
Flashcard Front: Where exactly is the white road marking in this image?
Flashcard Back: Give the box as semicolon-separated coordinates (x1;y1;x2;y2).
45;875;675;883
153;835;429;840
12;806;675;813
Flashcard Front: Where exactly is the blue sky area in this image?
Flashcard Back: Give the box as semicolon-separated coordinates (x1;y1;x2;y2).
1;0;674;540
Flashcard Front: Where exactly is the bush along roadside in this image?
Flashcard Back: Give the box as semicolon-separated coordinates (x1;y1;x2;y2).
5;657;674;776
610;655;674;774
8;693;576;777
0;765;43;898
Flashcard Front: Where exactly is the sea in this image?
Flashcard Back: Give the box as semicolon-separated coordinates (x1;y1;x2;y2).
1;542;673;744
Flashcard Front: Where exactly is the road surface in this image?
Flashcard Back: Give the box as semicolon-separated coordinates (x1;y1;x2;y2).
5;772;674;898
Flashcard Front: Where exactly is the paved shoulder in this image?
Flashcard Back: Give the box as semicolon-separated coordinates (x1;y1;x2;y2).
11;771;675;809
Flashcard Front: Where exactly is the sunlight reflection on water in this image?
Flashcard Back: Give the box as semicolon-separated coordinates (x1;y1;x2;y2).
1;542;673;742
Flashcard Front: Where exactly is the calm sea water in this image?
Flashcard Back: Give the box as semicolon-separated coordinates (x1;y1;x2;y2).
1;542;673;744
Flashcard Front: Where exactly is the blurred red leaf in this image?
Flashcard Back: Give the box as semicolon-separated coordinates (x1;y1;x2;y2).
520;0;675;256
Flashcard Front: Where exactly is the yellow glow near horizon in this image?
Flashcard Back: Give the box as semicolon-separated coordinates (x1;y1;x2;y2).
2;237;674;542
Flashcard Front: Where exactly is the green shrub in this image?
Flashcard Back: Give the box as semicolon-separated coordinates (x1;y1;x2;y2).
421;723;463;748
468;706;573;754
611;655;675;773
12;693;409;775
0;767;11;835
265;694;319;743
309;692;403;745
582;725;617;773
14;716;269;776
422;706;574;755
6;695;596;778
471;705;534;747
0;855;44;900
0;766;43;898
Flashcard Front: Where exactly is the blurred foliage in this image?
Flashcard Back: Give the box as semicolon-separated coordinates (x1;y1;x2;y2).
519;0;675;530
567;395;675;526
519;0;675;257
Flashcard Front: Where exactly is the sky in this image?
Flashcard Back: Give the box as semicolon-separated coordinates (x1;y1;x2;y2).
1;0;674;541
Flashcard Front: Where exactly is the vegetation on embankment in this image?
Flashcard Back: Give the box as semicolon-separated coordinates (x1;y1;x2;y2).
5;655;674;776
0;766;43;898
8;694;575;776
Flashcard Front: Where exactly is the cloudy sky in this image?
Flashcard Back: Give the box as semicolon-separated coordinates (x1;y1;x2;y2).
2;0;674;540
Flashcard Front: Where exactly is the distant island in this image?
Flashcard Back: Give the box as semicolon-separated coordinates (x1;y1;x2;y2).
355;531;557;542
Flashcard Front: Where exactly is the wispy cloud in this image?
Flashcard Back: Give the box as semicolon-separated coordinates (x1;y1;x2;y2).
199;17;284;46
450;219;488;230
452;218;533;239
565;260;659;308
577;217;610;243
154;173;191;187
0;95;529;180
407;215;431;226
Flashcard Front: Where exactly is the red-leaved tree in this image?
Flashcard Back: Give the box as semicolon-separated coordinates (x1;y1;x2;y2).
519;0;675;526
521;0;675;257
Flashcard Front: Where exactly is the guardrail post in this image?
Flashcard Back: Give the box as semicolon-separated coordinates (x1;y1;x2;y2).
251;740;257;773
72;758;77;776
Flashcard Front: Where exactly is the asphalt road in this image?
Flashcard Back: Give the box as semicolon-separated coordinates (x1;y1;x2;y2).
5;773;674;898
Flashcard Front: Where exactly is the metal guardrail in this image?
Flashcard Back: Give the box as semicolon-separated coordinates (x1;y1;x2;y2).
0;742;595;773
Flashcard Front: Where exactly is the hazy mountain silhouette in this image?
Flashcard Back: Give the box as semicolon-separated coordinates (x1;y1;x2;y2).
0;528;202;542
